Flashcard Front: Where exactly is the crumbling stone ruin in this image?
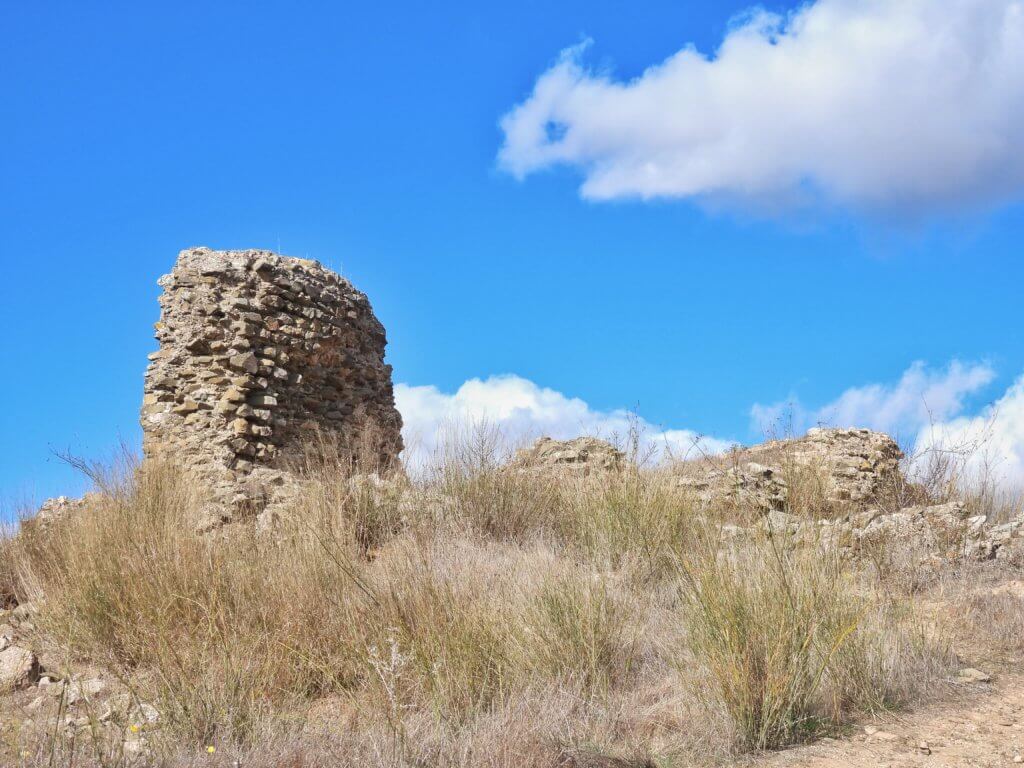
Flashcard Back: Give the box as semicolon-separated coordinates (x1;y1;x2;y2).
742;427;904;504
21;495;94;535
743;500;1024;567
676;427;904;512
670;427;1024;565
504;430;1023;564
141;247;403;521
509;436;625;477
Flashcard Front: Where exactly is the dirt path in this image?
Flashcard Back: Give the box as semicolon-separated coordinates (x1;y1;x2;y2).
755;676;1024;767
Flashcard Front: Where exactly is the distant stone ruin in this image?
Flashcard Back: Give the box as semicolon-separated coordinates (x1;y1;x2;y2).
742;427;904;504
141;247;403;521
509;436;625;477
675;427;905;512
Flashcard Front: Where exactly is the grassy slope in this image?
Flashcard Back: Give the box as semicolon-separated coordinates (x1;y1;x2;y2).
2;435;1018;768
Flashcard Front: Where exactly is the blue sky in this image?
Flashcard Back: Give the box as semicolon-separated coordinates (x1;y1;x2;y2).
3;0;1024;513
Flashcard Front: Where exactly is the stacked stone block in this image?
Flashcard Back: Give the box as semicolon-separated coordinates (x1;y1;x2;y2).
141;247;402;517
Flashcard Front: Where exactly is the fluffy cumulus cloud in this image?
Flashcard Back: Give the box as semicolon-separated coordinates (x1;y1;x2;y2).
394;374;733;468
914;375;1024;491
498;0;1024;213
751;360;997;439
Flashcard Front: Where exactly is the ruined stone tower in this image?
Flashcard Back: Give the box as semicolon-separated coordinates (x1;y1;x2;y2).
141;247;403;518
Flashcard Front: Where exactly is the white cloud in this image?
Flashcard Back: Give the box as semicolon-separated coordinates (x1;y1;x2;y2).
751;361;996;439
396;366;1024;491
395;374;733;468
498;0;1024;214
914;374;1024;491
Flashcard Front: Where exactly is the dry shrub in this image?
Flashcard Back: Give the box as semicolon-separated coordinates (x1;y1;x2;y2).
677;527;953;751
361;538;519;720
959;583;1024;655
907;431;1024;523
434;437;564;542
15;460;373;744
439;465;563;542
276;425;413;556
288;460;408;556
0;531;21;609
520;572;639;696
557;472;695;577
780;461;835;519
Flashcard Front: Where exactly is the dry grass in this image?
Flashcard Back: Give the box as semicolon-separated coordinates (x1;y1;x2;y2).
676;524;950;751
907;434;1024;523
0;434;965;767
931;567;1024;663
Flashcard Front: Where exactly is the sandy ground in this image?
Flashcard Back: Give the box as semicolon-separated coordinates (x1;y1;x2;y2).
752;675;1024;767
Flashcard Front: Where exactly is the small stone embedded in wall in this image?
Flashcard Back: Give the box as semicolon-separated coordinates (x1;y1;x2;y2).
141;247;403;519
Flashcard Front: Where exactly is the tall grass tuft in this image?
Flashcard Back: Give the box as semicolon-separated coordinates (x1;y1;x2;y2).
521;572;638;697
677;526;951;750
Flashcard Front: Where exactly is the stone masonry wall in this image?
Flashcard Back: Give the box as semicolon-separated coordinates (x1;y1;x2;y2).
675;428;904;512
141;247;402;519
